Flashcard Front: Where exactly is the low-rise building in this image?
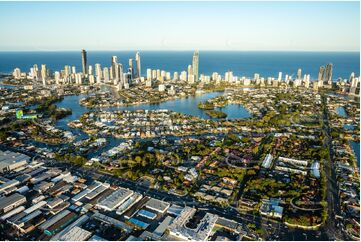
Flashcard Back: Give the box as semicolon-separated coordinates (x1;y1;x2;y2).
0;150;29;174
59;226;92;241
168;207;218;241
0;193;26;214
96;187;133;211
259;198;284;219
145;198;170;213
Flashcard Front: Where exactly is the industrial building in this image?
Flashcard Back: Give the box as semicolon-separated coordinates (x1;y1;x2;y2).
0;193;26;214
168;207;218;241
96;187;133;211
59;226;92;241
144;198;170;213
0;150;29;173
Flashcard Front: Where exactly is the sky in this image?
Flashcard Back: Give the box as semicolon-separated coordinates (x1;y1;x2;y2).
0;1;359;51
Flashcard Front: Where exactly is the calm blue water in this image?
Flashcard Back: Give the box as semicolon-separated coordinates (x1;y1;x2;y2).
55;92;250;122
0;51;359;79
336;106;347;117
350;141;360;168
52;92;250;157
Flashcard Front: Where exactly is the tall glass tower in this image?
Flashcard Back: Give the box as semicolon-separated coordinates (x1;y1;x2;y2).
192;50;199;82
136;52;141;79
81;49;88;75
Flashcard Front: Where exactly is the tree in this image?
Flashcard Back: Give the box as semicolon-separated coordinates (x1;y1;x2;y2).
247;169;256;176
135;156;142;163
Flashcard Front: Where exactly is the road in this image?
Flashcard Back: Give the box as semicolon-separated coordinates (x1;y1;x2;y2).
320;94;344;240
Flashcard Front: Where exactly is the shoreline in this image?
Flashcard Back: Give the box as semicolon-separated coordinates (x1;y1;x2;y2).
349;141;360;178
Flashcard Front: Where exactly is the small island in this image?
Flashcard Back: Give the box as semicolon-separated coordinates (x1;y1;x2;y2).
198;101;215;110
205;110;227;119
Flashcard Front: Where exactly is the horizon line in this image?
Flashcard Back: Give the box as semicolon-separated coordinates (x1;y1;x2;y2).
0;49;359;53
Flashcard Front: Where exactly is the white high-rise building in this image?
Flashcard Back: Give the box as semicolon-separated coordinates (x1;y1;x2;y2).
225;71;233;83
304;74;311;88
13;68;21;79
75;73;82;85
111;56;118;79
161;70;166;79
180;71;187;82
135;52;141;79
349;72;355;84
187;65;193;76
88;65;93;76
147;68;152;81
103;67;109;83
267;77;272;86
54;71;60;85
41;64;47;86
244;78;251;86
211;72;219;81
89;75;95;85
278;72;282;81
285;74;289;84
156;69;161;81
188;74;195;84
297;68;302;80
173;72;179;81
95;64;102;80
166;72;171;80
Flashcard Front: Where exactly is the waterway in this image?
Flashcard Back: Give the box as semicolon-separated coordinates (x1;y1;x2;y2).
50;91;250;156
350;141;360;168
54;91;250;125
335;103;360;167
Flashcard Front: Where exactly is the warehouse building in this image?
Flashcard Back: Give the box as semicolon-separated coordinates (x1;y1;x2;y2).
59;226;92;241
0;193;26;214
96;187;133;211
0;150;29;173
144;198;170;213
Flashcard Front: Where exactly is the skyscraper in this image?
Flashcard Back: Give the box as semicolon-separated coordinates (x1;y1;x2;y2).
95;64;102;78
95;63;102;83
41;64;47;86
129;59;134;79
135;52;141;79
118;64;124;85
192;50;199;82
297;68;302;80
187;65;193;83
103;67;110;83
318;66;325;81
33;64;39;80
114;63;120;85
325;63;333;85
81;49;88;76
147;68;152;81
111;56;118;81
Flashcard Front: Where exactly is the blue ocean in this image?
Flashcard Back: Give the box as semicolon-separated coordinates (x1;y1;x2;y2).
0;51;359;80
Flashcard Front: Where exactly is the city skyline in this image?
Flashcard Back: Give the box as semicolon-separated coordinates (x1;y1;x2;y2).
0;1;359;51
